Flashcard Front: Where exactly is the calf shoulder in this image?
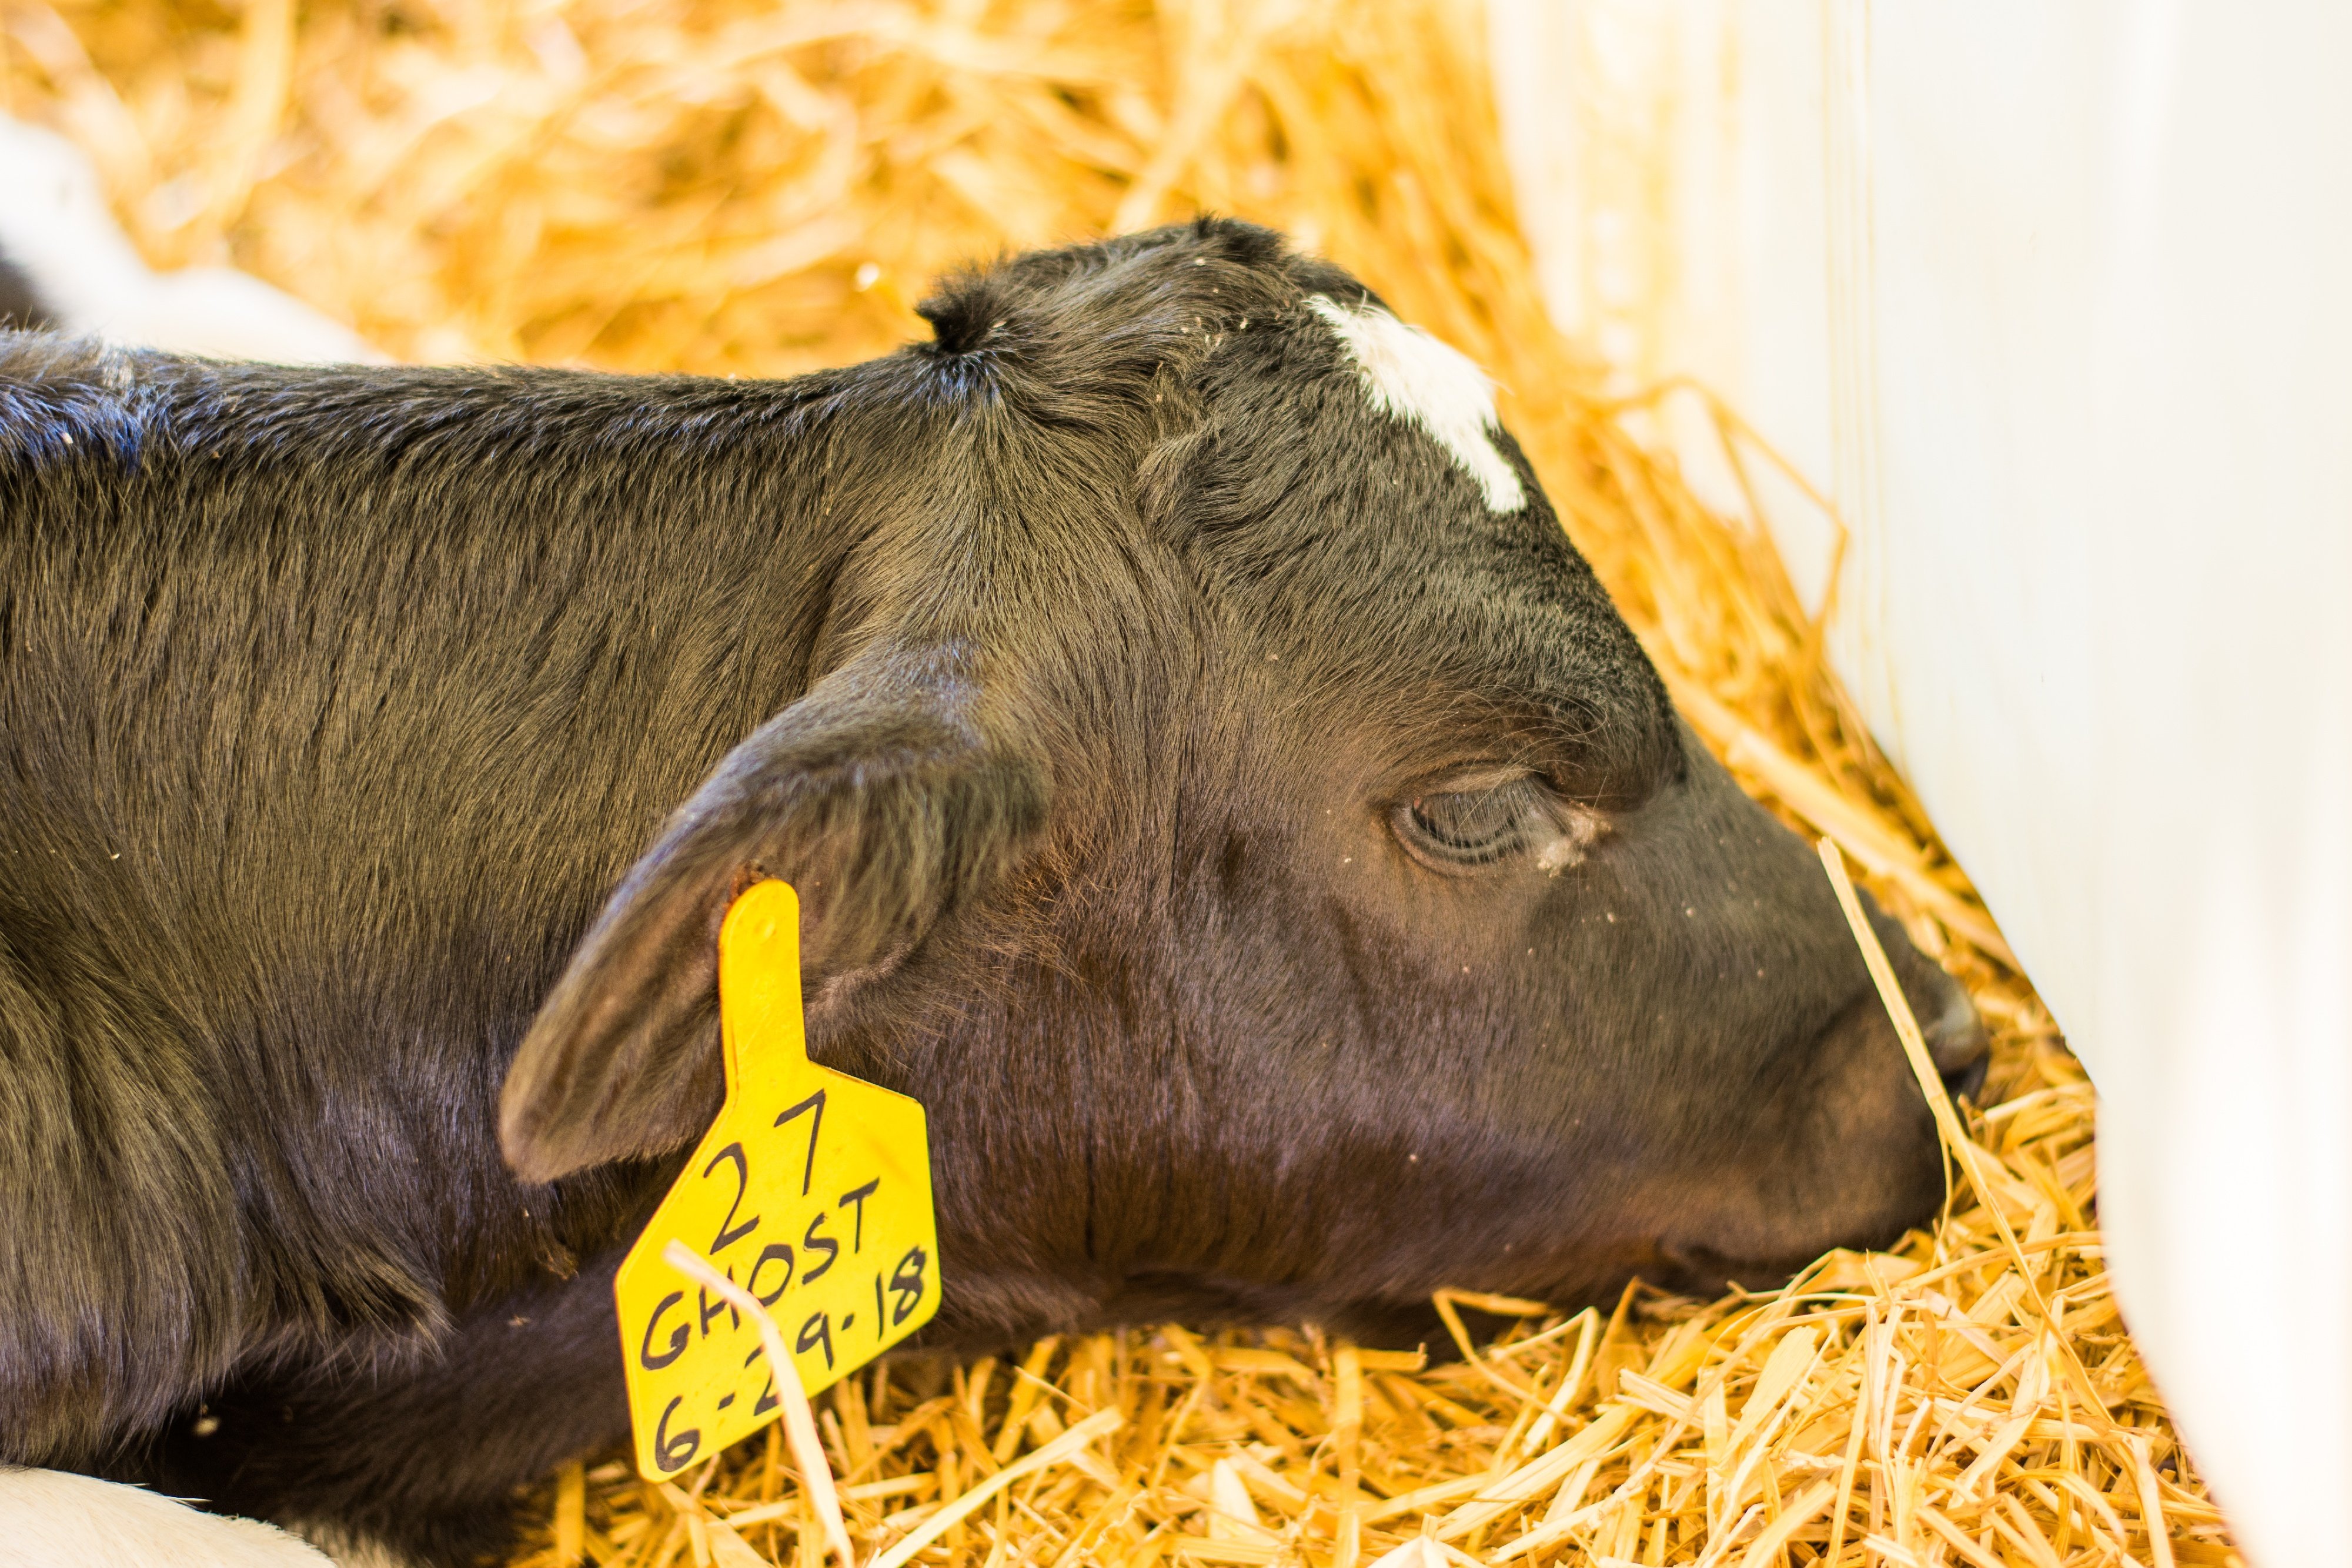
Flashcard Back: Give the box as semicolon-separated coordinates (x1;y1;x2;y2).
0;941;247;1465
0;340;895;1459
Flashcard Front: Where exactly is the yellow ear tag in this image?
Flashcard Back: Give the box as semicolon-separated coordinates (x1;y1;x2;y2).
613;878;940;1480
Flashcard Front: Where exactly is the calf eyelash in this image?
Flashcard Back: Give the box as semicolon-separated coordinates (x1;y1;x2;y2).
1392;778;1602;872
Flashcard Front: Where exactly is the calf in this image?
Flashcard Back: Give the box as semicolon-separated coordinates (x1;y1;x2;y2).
0;219;1983;1566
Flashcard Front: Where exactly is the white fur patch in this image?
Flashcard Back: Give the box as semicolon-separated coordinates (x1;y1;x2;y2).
1535;805;1606;875
292;1524;425;1568
0;1468;336;1568
1307;295;1526;513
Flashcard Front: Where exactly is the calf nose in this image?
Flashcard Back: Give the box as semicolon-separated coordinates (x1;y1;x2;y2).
1920;974;1990;1104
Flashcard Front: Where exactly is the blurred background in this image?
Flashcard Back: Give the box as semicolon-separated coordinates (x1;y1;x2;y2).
1;0;1538;373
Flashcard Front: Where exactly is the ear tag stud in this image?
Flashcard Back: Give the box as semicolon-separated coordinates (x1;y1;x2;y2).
614;878;940;1481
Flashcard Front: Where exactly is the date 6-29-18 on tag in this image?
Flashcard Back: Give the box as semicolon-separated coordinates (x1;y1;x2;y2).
612;878;940;1480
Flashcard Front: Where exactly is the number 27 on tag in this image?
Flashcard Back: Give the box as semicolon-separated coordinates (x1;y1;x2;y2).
613;878;941;1479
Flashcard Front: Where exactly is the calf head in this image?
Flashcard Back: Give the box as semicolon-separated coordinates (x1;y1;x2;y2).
500;219;1984;1344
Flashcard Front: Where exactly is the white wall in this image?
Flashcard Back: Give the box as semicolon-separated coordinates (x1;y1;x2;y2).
1488;5;2352;1563
0;117;379;363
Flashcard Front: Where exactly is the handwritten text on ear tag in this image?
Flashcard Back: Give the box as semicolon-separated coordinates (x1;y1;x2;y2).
614;878;941;1480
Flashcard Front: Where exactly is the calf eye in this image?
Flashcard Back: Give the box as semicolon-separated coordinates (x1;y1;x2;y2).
1394;778;1553;867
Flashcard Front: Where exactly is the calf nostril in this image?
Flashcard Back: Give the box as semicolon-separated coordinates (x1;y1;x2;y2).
1922;985;1990;1103
1940;1051;1989;1105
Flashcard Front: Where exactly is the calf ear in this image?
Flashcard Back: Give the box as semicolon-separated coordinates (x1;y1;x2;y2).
497;666;1047;1183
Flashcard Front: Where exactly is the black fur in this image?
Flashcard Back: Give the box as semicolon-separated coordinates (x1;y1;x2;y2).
0;220;1977;1564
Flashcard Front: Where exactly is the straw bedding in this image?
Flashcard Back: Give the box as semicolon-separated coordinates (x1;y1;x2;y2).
2;1;2240;1563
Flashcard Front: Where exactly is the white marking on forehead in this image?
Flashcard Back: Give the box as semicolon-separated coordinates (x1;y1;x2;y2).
1307;294;1526;513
